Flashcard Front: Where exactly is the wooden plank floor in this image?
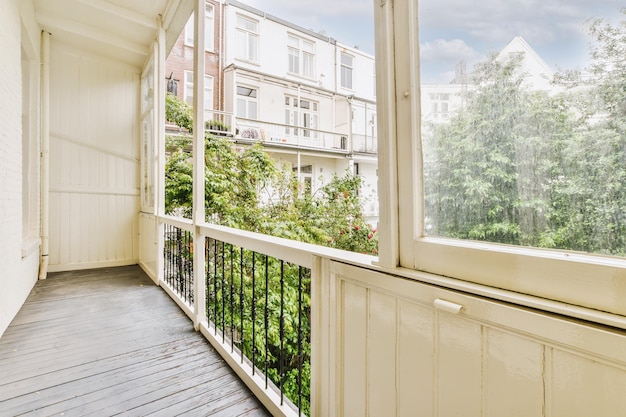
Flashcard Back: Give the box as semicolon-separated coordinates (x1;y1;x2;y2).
0;265;270;417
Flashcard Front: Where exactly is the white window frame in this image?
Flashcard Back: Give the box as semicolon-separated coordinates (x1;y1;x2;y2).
183;71;214;111
184;3;215;52
236;85;258;120
340;52;354;90
287;34;315;79
284;96;318;138
374;0;626;318
235;14;259;63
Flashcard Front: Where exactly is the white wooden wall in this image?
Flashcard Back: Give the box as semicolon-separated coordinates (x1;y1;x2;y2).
314;261;626;417
48;41;140;271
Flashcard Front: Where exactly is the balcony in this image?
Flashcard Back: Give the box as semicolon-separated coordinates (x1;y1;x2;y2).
234;118;350;155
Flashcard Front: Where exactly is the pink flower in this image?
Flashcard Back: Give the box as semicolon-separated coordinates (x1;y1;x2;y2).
368;233;373;239
354;225;360;231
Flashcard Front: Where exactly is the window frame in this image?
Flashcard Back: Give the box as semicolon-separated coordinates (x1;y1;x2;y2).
284;96;318;138
184;3;215;52
235;14;259;63
236;85;258;120
287;34;316;79
340;52;354;90
374;0;626;317
183;71;214;111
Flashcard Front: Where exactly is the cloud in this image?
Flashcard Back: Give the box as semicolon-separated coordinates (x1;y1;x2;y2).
420;39;481;63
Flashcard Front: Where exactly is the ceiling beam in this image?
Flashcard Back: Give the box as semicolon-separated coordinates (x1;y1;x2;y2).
76;0;157;30
36;11;149;57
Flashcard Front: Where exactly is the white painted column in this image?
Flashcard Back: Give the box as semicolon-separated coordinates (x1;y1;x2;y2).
39;31;51;280
156;16;166;286
373;0;400;268
192;0;207;330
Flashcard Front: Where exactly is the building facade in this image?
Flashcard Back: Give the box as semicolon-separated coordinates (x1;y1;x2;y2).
165;0;380;224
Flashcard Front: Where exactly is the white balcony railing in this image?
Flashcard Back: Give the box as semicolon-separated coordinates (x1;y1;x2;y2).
234;118;350;154
352;133;378;154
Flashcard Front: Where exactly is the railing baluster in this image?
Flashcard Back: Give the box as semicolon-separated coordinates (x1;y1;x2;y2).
206;238;211;323
240;247;244;363
230;244;235;352
213;238;218;336
221;241;226;343
251;251;256;375
279;260;285;405
298;265;303;415
264;254;269;389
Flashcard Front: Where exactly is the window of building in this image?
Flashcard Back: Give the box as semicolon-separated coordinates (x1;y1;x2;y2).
235;15;259;62
287;35;315;78
340;52;354;90
184;3;215;52
293;164;313;196
183;71;214;111
236;85;258;119
284;96;318;138
377;0;626;314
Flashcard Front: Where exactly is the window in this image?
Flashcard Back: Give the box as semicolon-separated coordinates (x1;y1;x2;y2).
236;85;258;119
293;165;313;196
184;3;215;52
284;96;318;138
287;35;315;78
377;0;626;315
235;15;259;62
183;71;214;111
340;52;353;89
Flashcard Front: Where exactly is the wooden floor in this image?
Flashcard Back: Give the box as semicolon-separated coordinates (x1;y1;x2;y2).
0;266;270;417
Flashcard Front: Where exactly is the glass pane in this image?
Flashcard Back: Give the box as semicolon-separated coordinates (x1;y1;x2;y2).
236;98;246;118
248;101;257;119
420;1;626;256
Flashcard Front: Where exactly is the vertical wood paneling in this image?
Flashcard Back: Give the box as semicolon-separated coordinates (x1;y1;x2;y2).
328;263;626;417
437;314;482;416
484;329;544;416
397;300;434;417
368;291;397;417
550;349;626;417
341;281;368;417
48;41;140;270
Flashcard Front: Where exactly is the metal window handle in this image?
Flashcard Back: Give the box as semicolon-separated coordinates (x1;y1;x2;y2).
434;298;463;314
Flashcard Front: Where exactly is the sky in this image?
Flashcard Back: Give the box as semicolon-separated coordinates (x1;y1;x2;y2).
240;0;624;83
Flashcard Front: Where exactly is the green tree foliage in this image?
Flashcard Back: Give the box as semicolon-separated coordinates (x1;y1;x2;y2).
425;9;626;256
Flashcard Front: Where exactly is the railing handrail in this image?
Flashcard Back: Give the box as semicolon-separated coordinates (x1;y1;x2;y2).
236;117;349;138
158;215;375;269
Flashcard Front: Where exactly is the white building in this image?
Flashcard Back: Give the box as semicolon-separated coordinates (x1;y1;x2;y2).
219;0;379;223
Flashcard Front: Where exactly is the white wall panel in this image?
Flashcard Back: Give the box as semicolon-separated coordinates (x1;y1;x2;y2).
321;262;626;417
48;41;140;271
341;281;368;417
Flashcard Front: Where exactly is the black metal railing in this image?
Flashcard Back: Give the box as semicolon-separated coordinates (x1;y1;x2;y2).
205;237;311;416
163;223;194;305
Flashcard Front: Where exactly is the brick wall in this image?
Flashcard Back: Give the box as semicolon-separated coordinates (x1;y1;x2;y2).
165;0;222;110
